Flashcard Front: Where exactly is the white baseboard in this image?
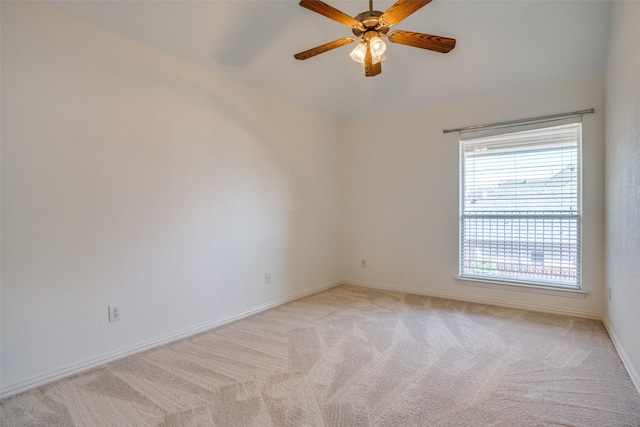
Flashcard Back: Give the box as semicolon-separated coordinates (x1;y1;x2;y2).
341;279;603;320
602;318;640;395
0;280;341;400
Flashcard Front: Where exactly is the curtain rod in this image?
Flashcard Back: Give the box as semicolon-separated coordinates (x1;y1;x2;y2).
442;108;595;134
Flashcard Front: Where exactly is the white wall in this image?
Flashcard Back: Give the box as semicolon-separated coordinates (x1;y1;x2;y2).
1;3;341;395
604;1;640;390
341;76;606;318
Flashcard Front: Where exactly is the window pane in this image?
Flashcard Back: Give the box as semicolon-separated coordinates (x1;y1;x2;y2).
460;122;581;288
460;216;579;285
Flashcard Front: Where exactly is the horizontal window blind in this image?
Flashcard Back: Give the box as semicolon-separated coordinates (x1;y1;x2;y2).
460;120;581;288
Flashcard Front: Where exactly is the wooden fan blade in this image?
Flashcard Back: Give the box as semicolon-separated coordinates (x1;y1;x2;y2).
388;30;456;53
294;37;356;60
379;0;432;27
364;46;381;77
299;0;365;30
369;61;382;77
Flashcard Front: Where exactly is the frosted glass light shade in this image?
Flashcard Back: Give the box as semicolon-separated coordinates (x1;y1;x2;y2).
369;36;386;57
350;42;367;63
373;53;387;65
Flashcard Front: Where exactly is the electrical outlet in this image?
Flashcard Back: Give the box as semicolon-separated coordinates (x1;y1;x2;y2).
608;287;612;302
265;273;271;285
361;259;367;268
108;305;121;323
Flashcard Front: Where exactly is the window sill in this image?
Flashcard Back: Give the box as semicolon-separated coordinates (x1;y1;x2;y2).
455;276;588;299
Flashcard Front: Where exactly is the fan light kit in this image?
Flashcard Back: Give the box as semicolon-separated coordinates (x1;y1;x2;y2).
294;0;456;77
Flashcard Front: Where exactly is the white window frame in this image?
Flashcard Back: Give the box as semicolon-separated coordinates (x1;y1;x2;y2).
458;118;583;290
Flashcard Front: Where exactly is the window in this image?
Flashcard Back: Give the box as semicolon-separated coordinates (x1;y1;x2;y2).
459;119;581;288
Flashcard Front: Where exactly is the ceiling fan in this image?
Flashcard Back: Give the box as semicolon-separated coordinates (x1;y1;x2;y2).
294;0;456;77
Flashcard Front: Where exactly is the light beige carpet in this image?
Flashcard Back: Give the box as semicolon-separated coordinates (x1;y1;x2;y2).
1;285;639;426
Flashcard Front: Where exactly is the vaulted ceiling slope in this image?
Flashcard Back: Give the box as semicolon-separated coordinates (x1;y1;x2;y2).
49;0;611;121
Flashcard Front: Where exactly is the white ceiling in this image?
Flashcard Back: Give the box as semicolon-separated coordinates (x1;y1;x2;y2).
48;0;612;121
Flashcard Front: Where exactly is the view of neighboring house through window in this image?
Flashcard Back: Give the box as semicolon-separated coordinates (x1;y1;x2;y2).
459;119;581;288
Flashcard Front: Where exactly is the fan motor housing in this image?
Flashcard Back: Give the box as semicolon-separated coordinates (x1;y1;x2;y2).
352;10;388;36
